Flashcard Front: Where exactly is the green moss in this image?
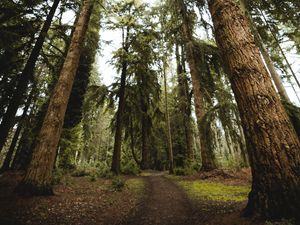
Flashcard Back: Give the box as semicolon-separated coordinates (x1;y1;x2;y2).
126;178;145;192
176;180;250;202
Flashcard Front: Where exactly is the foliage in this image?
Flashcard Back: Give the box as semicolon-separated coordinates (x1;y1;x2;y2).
111;176;126;191
51;169;64;185
121;161;141;175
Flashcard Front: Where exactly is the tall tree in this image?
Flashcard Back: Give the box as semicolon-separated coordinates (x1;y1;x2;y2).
16;0;94;195
174;0;216;170
238;0;291;103
0;0;60;152
208;0;300;219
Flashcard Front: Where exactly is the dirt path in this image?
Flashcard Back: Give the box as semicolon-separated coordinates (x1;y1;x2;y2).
120;174;196;225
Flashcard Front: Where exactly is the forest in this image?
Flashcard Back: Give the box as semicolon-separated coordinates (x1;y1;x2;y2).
0;0;300;224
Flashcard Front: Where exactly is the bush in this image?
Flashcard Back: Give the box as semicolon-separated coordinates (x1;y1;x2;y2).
111;177;125;191
71;168;90;177
122;161;141;175
89;173;97;182
174;166;194;176
52;169;64;185
97;163;113;178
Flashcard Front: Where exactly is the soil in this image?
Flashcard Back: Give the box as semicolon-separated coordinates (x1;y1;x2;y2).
0;170;266;225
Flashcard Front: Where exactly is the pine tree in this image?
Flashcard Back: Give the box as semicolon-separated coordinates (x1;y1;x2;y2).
16;0;94;195
208;0;300;219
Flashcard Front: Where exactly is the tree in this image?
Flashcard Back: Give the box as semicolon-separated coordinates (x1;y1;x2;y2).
171;0;217;170
16;0;94;195
208;0;300;219
0;0;61;152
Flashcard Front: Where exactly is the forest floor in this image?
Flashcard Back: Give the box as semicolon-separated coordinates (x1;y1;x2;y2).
0;169;287;225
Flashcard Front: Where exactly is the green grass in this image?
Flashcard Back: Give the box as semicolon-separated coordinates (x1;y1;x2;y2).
176;179;250;202
126;178;145;191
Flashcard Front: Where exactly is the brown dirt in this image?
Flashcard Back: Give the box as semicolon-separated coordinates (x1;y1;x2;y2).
121;171;264;225
0;171;144;225
0;170;267;225
120;174;195;225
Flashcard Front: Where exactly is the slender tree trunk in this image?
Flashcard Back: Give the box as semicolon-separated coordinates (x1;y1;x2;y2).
176;44;194;160
16;0;94;195
111;55;128;174
140;114;150;169
178;0;216;171
208;0;300;219
163;59;174;174
0;88;35;173
239;0;291;103
0;0;60;152
258;7;300;89
130;118;141;166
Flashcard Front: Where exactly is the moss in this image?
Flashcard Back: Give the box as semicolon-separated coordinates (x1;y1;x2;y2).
176;180;250;202
126;178;145;192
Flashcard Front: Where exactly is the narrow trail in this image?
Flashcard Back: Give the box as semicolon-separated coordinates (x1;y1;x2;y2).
120;173;197;225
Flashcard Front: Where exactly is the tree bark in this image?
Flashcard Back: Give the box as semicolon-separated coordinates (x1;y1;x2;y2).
0;0;60;152
0;87;35;173
178;0;216;171
111;52;128;174
163;59;174;174
208;0;300;219
16;0;94;195
239;0;291;103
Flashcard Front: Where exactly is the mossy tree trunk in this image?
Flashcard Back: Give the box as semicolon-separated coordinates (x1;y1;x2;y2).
208;0;300;219
16;0;94;195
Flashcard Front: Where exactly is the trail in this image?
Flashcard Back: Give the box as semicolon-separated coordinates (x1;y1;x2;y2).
119;173;197;225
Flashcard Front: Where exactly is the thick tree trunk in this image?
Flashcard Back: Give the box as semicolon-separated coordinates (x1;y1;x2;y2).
111;58;128;174
15;0;94;195
208;0;300;219
239;0;291;103
0;0;60;152
186;42;217;171
178;0;216;170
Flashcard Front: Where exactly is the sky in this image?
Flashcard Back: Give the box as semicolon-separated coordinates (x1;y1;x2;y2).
63;0;300;106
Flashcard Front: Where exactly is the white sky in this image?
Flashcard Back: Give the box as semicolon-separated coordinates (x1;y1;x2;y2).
62;0;300;106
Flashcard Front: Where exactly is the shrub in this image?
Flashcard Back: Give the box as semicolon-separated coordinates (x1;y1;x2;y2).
89;172;97;182
52;169;64;185
174;166;194;176
122;161;141;175
111;177;125;191
71;168;90;177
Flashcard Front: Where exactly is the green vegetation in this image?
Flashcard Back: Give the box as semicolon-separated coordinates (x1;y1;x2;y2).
175;179;250;202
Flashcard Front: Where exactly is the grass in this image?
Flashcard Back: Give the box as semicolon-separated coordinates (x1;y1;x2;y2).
173;178;250;202
126;178;145;192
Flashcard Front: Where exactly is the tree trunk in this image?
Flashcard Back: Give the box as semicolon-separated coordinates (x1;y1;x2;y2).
0;87;35;173
130;118;141;166
15;0;94;195
0;0;60;152
178;0;216;170
163;59;174;174
140;115;150;169
208;0;300;219
176;44;194;160
258;6;300;90
239;0;291;103
111;55;128;174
